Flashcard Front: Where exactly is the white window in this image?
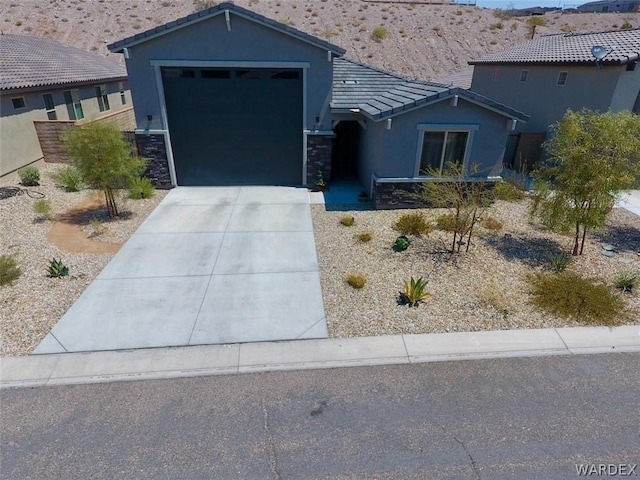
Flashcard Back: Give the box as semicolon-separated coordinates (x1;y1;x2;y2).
417;126;477;176
520;70;529;82
42;93;57;120
11;97;26;109
63;90;84;120
95;85;110;112
557;71;568;86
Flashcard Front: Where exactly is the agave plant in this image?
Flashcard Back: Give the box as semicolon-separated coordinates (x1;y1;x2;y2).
401;276;431;307
393;235;410;252
47;258;69;277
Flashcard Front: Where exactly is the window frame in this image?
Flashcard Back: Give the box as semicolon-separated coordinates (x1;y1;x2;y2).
415;124;478;177
557;71;568;86
11;97;26;110
492;68;500;81
42;93;57;120
63;90;84;120
519;70;529;82
118;82;127;105
95;85;110;112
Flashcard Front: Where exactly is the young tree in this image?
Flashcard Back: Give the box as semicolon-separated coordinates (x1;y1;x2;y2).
530;109;640;256
418;162;492;253
65;122;146;218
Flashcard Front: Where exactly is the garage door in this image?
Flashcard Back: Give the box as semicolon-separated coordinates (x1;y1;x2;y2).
162;67;303;186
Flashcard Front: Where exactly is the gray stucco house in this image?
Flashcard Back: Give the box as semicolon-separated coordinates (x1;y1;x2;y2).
0;34;135;180
577;0;640;12
469;28;640;170
107;2;528;207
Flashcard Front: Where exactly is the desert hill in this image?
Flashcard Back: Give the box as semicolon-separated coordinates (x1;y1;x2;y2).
1;0;637;81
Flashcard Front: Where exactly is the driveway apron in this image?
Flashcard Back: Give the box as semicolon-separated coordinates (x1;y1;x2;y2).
34;187;327;354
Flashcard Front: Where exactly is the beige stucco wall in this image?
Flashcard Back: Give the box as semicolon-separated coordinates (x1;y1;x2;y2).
0;81;133;179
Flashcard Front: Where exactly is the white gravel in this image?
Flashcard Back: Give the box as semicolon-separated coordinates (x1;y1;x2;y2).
311;199;640;338
0;163;167;356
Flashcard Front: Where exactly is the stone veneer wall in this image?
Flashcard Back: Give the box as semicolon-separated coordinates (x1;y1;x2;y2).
373;181;426;209
306;134;333;186
135;133;173;189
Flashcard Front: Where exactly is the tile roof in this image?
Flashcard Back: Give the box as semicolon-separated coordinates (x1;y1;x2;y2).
0;34;126;92
432;66;475;90
469;28;640;65
108;2;345;56
332;58;528;121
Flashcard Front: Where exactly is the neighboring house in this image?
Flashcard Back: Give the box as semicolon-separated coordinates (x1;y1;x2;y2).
468;28;640;170
0;34;135;180
577;0;640;12
107;2;527;208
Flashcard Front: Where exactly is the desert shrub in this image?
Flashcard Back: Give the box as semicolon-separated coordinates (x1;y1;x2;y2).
400;276;431;307
549;253;571;273
339;215;355;227
371;26;388;42
356;232;373;243
47;258;69;277
528;271;625;325
615;271;638;293
51;165;85;192
483;216;503;231
18;166;40;186
0;255;21;287
88;218;108;238
493;181;525;202
128;176;155;199
33;199;52;220
621;21;633;29
393;235;410;252
436;213;471;234
527;16;547;27
346;274;366;289
489;21;504;30
393;212;430;236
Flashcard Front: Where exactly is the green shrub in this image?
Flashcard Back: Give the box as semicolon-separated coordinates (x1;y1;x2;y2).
51;166;85;192
0;254;21;287
339;215;355;227
528;271;625;325
615;271;638;293
549;253;571;273
393;235;410;252
371;26;389;42
356;232;373;243
436;213;471;235
346;274;366;289
493;181;525;202
47;258;69;277
621;21;633;29
128;176;155;199
33;199;52;220
18;166;40;186
393;212;430;236
401;276;431;307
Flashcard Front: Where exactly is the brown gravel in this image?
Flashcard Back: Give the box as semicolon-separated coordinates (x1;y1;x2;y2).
0;162;167;357
311;199;640;338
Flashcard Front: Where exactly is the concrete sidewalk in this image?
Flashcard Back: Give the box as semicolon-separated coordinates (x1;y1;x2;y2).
3;325;639;389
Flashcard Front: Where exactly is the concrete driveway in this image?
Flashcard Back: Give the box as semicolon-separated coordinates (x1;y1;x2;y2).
34;187;327;354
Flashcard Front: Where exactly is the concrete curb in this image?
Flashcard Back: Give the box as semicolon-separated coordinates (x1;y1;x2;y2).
2;326;639;389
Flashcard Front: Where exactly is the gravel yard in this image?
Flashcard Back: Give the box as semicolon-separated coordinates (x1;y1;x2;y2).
1;163;638;356
0;163;167;357
311;200;640;338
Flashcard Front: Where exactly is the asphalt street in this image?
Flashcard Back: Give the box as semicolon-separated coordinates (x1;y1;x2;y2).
2;353;639;479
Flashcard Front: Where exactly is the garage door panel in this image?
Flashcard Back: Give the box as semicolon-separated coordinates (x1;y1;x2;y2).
162;67;302;186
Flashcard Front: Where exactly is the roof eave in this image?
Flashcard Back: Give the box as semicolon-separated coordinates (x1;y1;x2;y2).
108;3;345;56
0;74;128;95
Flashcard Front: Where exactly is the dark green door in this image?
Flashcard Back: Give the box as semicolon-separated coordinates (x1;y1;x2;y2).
162;67;303;186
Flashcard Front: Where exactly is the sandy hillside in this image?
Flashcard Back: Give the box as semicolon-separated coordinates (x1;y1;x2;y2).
1;0;637;81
